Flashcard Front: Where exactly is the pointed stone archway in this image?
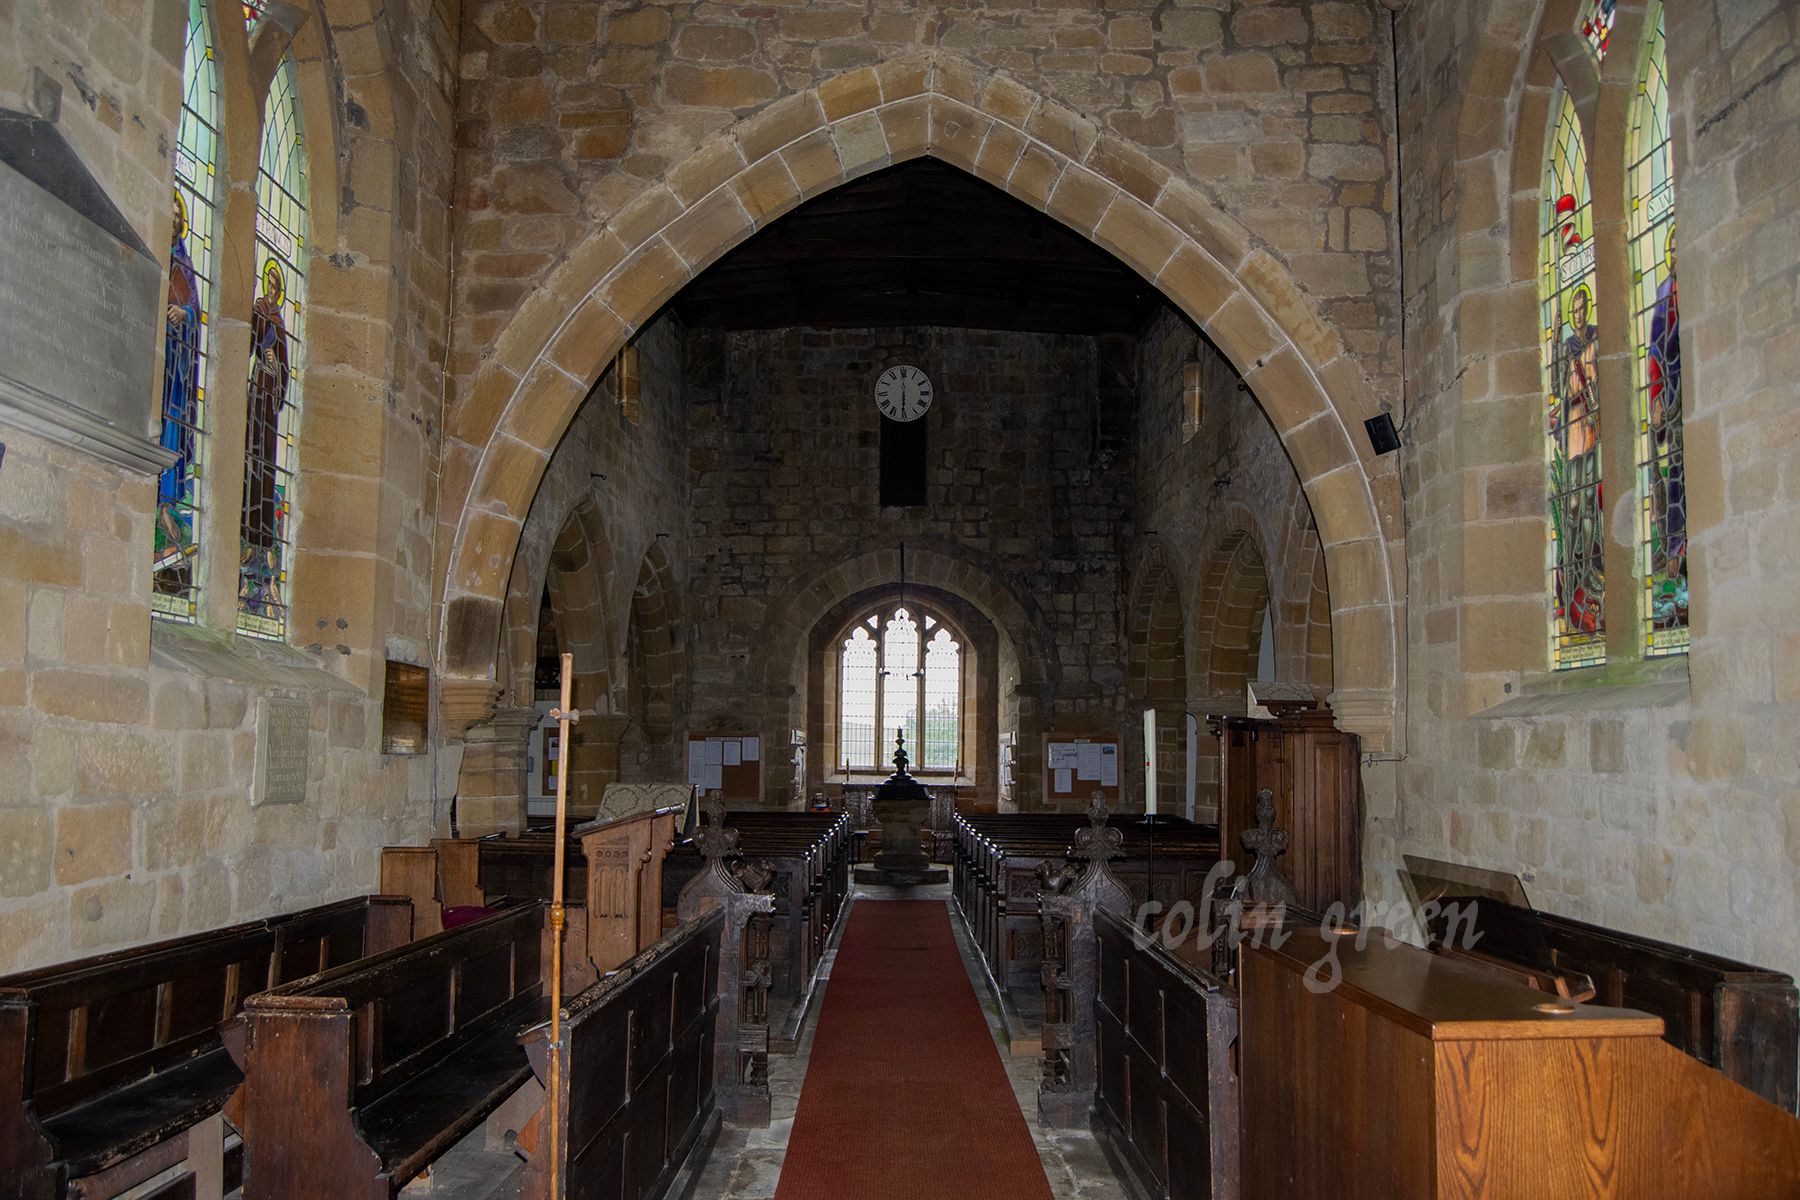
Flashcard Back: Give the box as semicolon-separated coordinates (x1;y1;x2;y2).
436;53;1403;750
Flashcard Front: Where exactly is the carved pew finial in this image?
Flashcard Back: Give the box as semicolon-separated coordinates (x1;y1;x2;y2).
1233;788;1300;908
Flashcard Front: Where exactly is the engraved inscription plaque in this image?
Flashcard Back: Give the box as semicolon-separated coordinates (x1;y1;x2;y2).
255;697;312;806
0;120;167;473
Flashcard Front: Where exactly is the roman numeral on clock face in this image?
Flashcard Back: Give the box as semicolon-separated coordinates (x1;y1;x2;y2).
875;365;932;422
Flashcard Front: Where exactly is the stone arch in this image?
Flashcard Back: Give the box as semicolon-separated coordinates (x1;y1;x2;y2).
436;54;1402;750
625;540;684;750
1274;488;1335;692
1193;524;1275;708
1127;541;1188;705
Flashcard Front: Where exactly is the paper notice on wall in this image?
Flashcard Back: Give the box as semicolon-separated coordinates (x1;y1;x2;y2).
1076;743;1103;781
702;739;723;765
687;741;708;788
743;736;760;761
1047;743;1080;770
723;739;742;766
1053;768;1073;794
702;762;723;792
1099;744;1119;787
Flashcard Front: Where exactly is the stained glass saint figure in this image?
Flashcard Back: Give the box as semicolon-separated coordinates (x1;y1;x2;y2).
1647;229;1685;627
157;191;202;571
240;258;290;615
1552;280;1604;639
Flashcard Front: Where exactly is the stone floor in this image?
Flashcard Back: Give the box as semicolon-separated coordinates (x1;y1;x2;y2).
402;878;1138;1200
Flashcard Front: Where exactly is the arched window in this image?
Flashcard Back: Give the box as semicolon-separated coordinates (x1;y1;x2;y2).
1628;4;1686;655
839;606;961;773
237;57;309;639
154;0;221;622
1541;88;1605;669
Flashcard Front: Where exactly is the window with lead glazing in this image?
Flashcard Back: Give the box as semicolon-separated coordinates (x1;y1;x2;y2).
154;0;221;622
838;607;962;773
1542;88;1605;669
237;57;308;640
1628;5;1686;656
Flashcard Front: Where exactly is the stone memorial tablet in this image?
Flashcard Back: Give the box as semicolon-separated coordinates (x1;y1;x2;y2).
255;696;312;806
0;112;170;473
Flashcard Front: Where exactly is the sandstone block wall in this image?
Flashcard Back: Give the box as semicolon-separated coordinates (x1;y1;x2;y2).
0;0;463;970
683;323;1138;809
1387;0;1800;982
450;0;1403;413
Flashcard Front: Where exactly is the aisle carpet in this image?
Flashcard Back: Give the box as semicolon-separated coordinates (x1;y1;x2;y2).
773;900;1054;1200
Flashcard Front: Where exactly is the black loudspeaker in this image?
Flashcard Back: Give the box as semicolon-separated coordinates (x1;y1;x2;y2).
1363;412;1401;455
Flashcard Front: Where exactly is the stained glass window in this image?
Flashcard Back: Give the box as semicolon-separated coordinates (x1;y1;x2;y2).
1542;89;1606;668
838;605;961;773
154;0;220;622
242;1;265;24
238;57;308;640
1628;6;1686;656
1577;0;1617;62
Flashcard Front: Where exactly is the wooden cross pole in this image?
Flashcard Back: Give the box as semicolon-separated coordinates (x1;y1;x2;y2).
546;650;579;1196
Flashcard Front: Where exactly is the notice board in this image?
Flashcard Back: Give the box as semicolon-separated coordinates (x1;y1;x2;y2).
686;732;763;803
1041;732;1123;806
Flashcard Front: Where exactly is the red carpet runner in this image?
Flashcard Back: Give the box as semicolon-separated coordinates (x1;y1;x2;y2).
774;900;1054;1200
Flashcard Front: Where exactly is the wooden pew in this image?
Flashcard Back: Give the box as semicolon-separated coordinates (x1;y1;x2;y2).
952;813;1219;995
516;907;725;1200
1419;893;1800;1111
0;895;411;1200
659;811;851;1044
571;805;683;973
380;805;682;973
237;902;551;1200
1088;909;1238;1200
1241;927;1800;1199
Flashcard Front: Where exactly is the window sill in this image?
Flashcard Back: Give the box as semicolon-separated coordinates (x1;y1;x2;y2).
1475;653;1689;719
150;619;362;695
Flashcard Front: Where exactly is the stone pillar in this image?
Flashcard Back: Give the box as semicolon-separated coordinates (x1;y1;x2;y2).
456;706;537;835
566;711;630;819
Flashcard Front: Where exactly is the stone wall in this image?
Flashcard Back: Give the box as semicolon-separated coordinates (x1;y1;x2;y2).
1131;307;1331;820
683;323;1138;810
0;0;461;970
457;312;692;832
451;0;1402;397
1386;0;1800;982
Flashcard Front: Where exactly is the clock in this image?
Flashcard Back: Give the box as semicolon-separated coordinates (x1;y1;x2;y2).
874;365;933;422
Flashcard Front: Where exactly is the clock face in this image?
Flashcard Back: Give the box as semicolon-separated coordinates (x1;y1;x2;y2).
874;365;933;422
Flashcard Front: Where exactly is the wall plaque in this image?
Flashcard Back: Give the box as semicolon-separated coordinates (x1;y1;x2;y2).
0;112;170;474
255;696;312;806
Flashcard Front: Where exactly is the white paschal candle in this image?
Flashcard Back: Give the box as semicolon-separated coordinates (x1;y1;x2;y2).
1143;707;1157;815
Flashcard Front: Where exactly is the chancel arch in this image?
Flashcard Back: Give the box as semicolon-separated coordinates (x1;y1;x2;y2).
436;56;1403;753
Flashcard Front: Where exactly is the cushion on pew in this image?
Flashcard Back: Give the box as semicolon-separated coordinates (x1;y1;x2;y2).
441;905;496;929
